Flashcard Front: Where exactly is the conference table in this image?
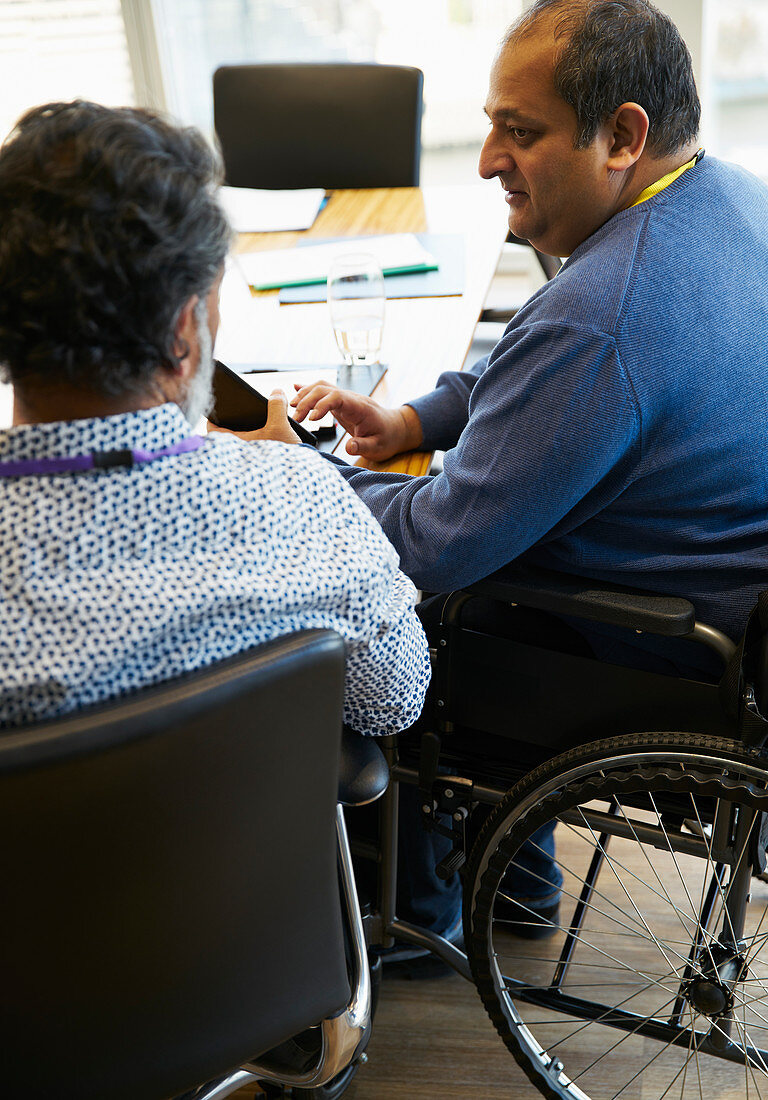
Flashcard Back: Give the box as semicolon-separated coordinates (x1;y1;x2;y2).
218;184;509;477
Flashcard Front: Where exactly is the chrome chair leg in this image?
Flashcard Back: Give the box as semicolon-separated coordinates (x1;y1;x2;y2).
239;806;372;1092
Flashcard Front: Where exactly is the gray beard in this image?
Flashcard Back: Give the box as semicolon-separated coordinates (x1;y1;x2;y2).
180;296;215;428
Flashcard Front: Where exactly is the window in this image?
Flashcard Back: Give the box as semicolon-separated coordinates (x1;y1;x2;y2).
708;0;768;178
0;0;135;142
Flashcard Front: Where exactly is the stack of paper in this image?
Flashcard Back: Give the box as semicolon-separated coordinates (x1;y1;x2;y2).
219;185;325;233
238;233;438;291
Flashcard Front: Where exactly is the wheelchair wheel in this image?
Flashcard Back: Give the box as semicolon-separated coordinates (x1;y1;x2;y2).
466;731;768;1099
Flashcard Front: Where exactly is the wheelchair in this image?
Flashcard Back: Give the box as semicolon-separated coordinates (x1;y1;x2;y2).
363;565;768;1100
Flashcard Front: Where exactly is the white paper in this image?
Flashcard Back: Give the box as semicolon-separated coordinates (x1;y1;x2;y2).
220;185;325;233
214;257;262;366
238;233;438;290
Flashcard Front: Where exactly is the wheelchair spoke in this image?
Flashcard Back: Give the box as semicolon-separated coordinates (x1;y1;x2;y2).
746;1023;768;1095
657;1012;698;1100
570;993;681;1086
728;992;768;1033
606;1016;693;1099
493;953;674;967
692;1010;705;1095
506;824;655;935
646;791;732;979
557;817;706;940
746;910;768;974
613;797;708;952
555;824;698;967
744;931;768;988
495;906;687;997
730;999;768;1097
537;975;683;1054
575;805;686;979
685;788;760;951
566;805;699;940
706;1010;768;1093
655;1007;708;1100
746;931;768;951
732;990;768;1017
496;864;687;960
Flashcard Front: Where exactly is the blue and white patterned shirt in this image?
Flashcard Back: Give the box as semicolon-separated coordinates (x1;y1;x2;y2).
0;403;431;734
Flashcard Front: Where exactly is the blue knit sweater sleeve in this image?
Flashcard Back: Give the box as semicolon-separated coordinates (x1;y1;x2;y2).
331;321;641;592
407;356;489;451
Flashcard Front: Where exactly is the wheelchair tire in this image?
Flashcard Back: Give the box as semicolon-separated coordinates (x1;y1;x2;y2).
465;731;768;1099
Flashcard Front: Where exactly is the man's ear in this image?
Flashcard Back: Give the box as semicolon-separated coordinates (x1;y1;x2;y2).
606;102;649;171
172;295;200;372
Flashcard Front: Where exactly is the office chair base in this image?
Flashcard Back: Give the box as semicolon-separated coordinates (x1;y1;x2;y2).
291;1060;359;1098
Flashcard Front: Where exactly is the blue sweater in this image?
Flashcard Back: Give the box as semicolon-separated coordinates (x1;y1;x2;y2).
332;158;768;644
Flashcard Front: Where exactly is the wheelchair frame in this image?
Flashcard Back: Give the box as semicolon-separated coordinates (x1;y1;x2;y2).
363;567;768;1100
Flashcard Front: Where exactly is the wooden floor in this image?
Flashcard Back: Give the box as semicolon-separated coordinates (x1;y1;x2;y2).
342;967;539;1099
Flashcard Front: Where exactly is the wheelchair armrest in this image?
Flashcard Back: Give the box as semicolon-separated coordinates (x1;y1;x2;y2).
338;726;389;807
463;564;696;636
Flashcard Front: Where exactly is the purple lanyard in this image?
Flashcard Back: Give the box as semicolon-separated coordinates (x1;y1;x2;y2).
0;435;206;478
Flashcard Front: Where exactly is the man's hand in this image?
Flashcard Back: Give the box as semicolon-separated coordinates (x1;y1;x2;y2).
291;383;423;460
207;390;301;445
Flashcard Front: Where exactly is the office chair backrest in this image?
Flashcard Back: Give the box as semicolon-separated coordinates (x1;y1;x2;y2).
0;629;349;1100
213;62;423;189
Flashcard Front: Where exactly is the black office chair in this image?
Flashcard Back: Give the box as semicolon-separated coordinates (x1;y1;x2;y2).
0;629;382;1100
213;62;423;190
369;567;768;1099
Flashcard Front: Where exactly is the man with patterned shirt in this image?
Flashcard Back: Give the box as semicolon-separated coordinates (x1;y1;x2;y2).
0;100;430;737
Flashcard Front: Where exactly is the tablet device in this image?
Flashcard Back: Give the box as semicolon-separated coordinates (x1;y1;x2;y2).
210;360;318;447
249;369;337;439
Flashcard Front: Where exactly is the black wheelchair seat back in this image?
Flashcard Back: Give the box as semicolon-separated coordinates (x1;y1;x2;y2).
442;623;733;758
406;568;741;800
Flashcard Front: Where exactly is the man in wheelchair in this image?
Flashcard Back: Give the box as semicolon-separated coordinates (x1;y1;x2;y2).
288;0;768;678
282;0;768;921
258;2;768;1093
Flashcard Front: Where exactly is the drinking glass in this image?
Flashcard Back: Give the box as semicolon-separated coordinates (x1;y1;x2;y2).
327;253;385;366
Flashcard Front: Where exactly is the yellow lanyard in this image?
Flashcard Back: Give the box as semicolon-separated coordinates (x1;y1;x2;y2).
629;149;704;208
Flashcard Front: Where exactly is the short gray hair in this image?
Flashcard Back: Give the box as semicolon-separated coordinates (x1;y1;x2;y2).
504;0;700;156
